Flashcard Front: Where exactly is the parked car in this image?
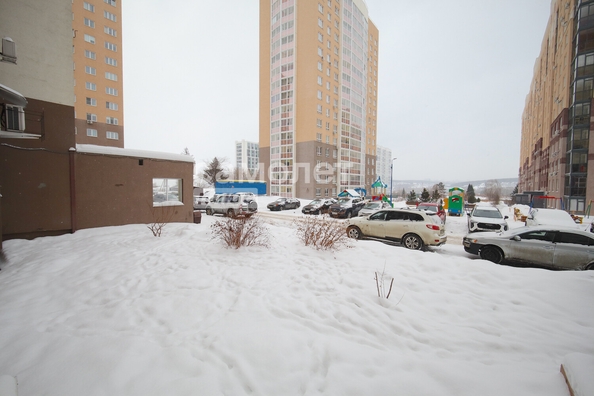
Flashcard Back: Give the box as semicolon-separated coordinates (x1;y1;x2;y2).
463;226;594;270
358;201;391;217
205;193;257;217
345;208;447;250
525;208;581;229
301;198;336;215
267;197;301;211
329;197;365;219
193;196;209;210
467;205;509;233
417;202;446;223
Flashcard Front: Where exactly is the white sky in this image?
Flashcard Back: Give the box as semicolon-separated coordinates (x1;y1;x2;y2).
122;0;552;182
1;201;593;394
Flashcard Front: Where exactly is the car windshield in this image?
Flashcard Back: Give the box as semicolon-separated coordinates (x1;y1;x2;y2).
337;198;351;204
418;205;437;211
473;209;502;218
274;198;286;203
309;199;323;205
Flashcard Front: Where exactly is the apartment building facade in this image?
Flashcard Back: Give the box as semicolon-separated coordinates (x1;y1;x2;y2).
259;0;379;199
1;0;193;246
73;0;124;147
235;140;261;178
519;0;594;213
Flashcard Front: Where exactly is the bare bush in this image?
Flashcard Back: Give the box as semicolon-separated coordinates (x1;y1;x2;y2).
374;267;394;299
210;216;270;249
147;204;175;237
294;215;351;251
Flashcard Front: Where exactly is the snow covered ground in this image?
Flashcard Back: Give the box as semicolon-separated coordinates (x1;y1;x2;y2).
0;197;592;395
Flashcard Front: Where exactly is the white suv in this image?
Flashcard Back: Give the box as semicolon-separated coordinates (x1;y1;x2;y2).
346;208;447;250
205;193;257;217
467;205;508;233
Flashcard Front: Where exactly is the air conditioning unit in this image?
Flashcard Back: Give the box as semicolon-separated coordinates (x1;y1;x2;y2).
86;120;94;124
4;104;25;131
1;37;16;64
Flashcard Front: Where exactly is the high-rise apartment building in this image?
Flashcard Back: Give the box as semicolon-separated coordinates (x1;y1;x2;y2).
519;0;594;213
259;0;379;199
236;140;260;177
73;0;124;147
376;145;393;193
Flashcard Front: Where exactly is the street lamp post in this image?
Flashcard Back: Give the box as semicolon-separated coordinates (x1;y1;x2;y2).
390;157;397;202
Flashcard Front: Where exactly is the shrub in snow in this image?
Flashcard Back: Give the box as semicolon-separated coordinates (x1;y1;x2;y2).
147;205;175;237
293;215;350;251
374;267;394;299
210;217;269;249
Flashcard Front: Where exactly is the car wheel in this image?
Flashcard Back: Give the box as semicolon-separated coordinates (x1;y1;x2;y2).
226;209;235;218
206;208;213;216
346;226;362;239
346;211;352;219
403;234;423;250
480;246;504;264
585;262;594;270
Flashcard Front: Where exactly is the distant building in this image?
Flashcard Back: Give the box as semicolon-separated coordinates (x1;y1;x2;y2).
519;0;594;213
259;0;380;198
235;140;260;178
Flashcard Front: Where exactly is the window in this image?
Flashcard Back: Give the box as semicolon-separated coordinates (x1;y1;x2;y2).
318;33;323;42
85;50;96;60
317;104;322;113
318;3;323;13
153;178;182;206
86;97;97;106
318;18;323;28
105;56;117;66
84;18;95;28
105;41;117;52
86;113;97;122
106;117;118;125
84;34;95;44
86;82;96;91
104;26;117;37
316;119;322;128
317;146;322;156
316;133;322;141
4;105;25;131
317;90;322;100
85;65;96;75
105;87;118;96
87;128;97;137
317;76;323;85
106;131;119;140
104;0;116;6
83;2;95;12
315;188;321;197
104;10;117;22
105;72;118;81
106;101;118;110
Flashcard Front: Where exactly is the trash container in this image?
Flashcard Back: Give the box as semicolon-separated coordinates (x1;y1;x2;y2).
193;210;202;224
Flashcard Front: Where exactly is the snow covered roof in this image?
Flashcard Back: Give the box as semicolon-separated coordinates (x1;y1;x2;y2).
75;144;195;163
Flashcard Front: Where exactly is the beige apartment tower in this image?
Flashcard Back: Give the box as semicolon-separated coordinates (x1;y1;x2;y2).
73;0;124;147
259;0;379;199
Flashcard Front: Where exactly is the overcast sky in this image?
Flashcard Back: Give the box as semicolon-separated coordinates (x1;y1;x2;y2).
122;0;552;182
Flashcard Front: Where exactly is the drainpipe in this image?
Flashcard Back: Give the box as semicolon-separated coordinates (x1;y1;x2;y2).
69;147;77;233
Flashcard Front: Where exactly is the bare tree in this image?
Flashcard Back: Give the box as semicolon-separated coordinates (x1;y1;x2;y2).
203;157;229;186
484;179;502;204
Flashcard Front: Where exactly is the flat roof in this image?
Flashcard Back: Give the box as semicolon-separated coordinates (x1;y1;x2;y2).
75;144;195;163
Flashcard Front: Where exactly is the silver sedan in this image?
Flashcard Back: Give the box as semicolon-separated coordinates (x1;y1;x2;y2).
463;226;594;270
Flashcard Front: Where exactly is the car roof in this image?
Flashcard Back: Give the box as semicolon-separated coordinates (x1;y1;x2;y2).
508;225;592;235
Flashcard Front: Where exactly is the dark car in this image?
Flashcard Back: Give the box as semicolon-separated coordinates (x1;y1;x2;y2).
329;197;365;219
267;197;301;211
463;226;594;270
301;198;336;215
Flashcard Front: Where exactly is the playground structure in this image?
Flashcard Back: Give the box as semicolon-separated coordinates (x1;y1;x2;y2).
446;187;464;216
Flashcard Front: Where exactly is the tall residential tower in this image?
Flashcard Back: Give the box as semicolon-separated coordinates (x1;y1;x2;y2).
73;0;124;147
259;0;379;199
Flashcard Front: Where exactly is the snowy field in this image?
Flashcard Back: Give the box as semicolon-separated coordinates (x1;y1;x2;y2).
0;197;593;395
